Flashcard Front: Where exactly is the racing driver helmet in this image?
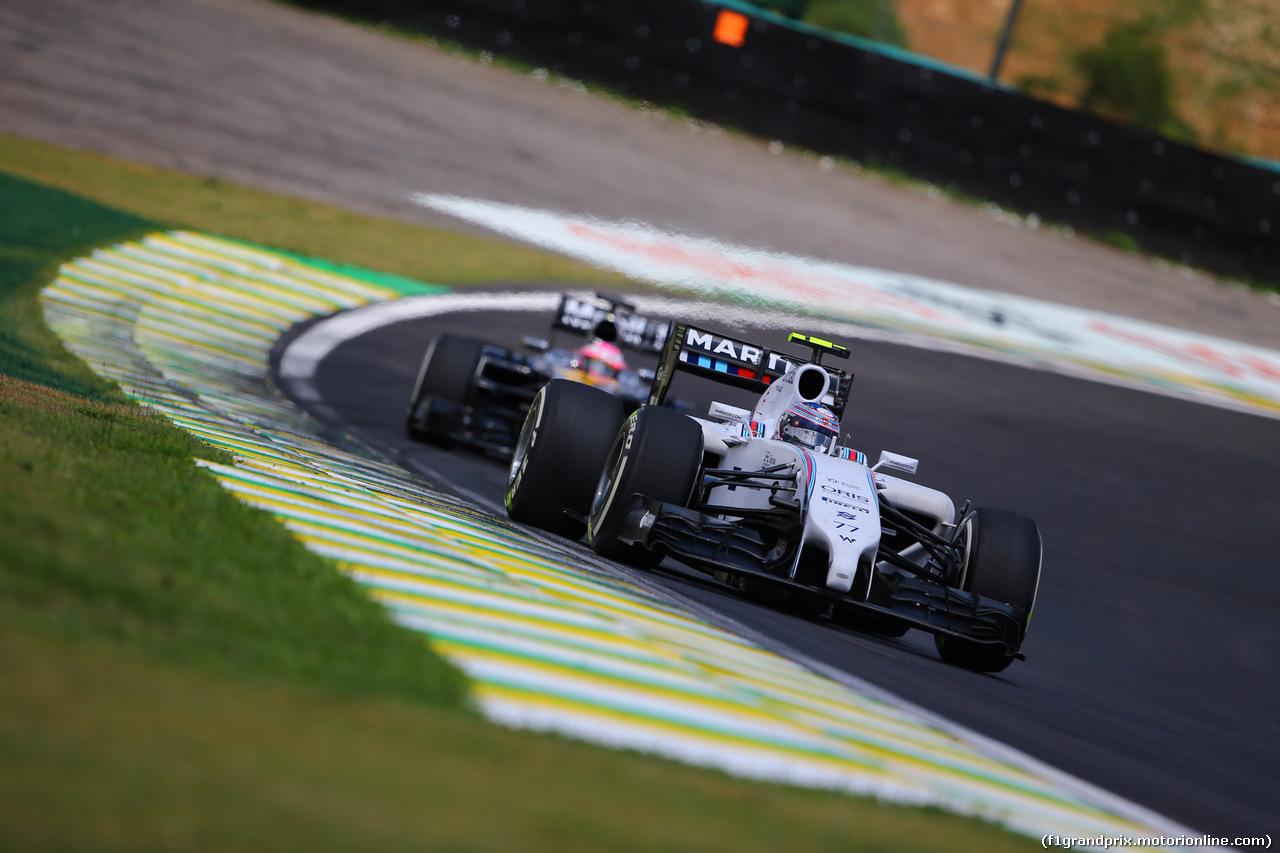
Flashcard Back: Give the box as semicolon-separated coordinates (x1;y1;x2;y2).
776;402;840;454
576;338;627;380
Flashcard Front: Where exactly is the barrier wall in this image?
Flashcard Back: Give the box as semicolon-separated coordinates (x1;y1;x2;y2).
295;0;1280;285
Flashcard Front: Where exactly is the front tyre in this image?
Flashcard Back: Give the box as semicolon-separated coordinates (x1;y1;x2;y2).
406;334;485;442
935;508;1042;673
505;379;626;539
588;406;703;567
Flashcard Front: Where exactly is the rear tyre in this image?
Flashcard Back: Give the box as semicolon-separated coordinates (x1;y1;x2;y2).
588;406;703;567
935;508;1042;673
406;334;485;442
505;379;626;539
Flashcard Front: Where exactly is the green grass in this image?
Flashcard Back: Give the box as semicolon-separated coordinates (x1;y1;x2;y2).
804;0;909;47
0;135;1032;851
0;131;631;288
0;376;470;706
0;167;471;705
0;171;153;400
0;623;1030;853
1100;230;1143;254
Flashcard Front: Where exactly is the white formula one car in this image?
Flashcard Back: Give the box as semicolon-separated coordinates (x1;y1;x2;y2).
505;322;1042;672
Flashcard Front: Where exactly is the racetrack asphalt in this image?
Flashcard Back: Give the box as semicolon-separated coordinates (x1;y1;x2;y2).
4;0;1279;841
298;305;1280;839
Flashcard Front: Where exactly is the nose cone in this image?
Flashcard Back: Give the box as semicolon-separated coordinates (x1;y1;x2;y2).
804;461;881;595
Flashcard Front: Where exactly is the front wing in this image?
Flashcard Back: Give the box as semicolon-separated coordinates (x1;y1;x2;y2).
616;495;1025;655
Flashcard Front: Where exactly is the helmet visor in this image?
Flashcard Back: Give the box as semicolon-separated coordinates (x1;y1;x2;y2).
780;413;838;453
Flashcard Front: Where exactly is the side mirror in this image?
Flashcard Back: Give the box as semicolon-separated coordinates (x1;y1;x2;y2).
708;401;751;424
872;451;919;475
522;336;550;352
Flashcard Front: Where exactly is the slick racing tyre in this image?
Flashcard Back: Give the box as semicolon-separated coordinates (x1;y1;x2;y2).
406;334;485;442
505;379;626;539
588;405;704;568
935;508;1043;673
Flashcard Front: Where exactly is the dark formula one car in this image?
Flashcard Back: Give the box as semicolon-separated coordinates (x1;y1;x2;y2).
405;293;669;457
504;322;1043;672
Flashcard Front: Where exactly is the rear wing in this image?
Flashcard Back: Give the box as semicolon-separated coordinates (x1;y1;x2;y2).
550;293;669;354
648;323;852;418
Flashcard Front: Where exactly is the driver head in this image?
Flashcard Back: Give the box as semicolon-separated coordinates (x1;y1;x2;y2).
776;402;840;453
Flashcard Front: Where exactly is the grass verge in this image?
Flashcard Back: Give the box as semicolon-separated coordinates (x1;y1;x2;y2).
0;131;631;288
0;137;1029;850
0;168;471;705
0;623;1029;853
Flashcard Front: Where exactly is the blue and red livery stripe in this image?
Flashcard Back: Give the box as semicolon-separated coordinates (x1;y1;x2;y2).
680;351;766;381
